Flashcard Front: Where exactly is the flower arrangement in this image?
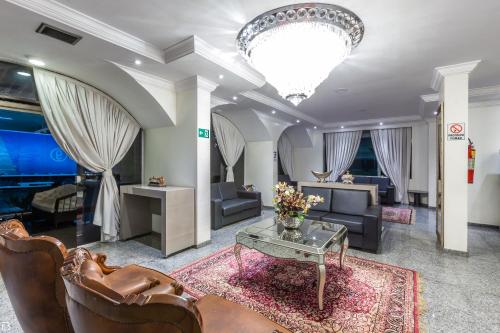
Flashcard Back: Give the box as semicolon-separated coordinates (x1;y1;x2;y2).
272;182;324;222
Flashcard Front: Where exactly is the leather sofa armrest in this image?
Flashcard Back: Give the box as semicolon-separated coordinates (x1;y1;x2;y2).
386;186;395;205
237;190;260;200
362;205;382;253
211;199;223;230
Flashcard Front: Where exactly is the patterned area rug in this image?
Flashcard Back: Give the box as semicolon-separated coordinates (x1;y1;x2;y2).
171;246;422;333
382;207;416;225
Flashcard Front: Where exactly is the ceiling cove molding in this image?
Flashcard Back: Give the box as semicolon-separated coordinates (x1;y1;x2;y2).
421;84;500;103
322;115;423;129
6;0;165;62
211;96;235;109
164;36;266;88
111;62;175;91
431;60;481;91
175;75;218;93
240;90;321;125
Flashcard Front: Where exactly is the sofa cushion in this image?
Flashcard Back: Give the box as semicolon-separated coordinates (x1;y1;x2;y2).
301;187;332;212
219;182;238;200
304;210;328;220
331;189;369;216
371;177;390;191
353;176;371;184
221;198;259;216
321;213;364;234
211;183;222;200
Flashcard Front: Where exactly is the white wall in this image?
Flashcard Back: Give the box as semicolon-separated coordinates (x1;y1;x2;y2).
293;131;324;181
468;102;500;226
427;120;437;207
245;141;274;206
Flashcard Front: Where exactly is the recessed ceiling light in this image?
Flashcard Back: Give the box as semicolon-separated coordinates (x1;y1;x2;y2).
28;58;45;67
340;125;344;129
271;110;276;114
17;71;31;77
379;122;384;126
313;126;317;129
134;59;142;65
296;119;301;123
433;111;438;115
232;96;238;101
218;74;224;79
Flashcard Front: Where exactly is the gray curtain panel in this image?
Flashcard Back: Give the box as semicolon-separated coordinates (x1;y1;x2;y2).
212;113;245;182
325;131;363;182
278;132;294;179
370;127;412;204
34;68;140;241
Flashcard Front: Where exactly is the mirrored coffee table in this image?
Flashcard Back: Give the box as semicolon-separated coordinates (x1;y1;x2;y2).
235;217;348;310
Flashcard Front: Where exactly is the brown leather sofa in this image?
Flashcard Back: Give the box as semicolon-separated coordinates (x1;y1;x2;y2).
62;247;291;333
0;219;74;333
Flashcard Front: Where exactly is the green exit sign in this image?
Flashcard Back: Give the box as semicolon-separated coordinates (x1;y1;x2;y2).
198;128;210;138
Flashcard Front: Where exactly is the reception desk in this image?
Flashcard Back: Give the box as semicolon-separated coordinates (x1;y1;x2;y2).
120;185;195;257
298;181;379;205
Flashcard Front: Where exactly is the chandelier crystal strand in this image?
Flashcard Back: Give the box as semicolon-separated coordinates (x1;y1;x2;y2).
237;4;364;106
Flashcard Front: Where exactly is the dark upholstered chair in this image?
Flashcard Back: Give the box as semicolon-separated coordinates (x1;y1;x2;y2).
277;174;297;188
0;219;74;333
337;175;395;205
303;188;382;253
211;182;261;230
61;248;291;333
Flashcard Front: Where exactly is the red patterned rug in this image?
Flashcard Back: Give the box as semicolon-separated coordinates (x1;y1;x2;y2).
171;246;422;333
382;207;416;225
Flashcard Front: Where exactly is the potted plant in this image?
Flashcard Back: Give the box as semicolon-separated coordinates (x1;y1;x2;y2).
272;182;324;229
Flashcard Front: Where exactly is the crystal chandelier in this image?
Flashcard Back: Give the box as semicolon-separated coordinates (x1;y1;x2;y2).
237;4;364;106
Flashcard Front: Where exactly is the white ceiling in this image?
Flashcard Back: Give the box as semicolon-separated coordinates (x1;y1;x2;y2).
2;0;500;127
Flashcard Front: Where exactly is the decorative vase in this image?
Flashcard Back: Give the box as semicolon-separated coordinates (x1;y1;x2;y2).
280;228;303;242
278;215;304;229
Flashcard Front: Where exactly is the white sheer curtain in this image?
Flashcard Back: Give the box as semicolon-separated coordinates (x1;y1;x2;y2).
325;131;363;182
370;127;412;204
34;68;140;241
212;113;245;182
278;132;294;179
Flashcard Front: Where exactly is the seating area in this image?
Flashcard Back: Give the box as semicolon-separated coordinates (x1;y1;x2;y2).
1;1;500;332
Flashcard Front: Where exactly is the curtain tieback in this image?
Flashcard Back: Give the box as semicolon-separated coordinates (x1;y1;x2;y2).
102;169;113;177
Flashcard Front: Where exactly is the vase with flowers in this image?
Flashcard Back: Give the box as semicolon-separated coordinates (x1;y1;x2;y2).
272;182;324;229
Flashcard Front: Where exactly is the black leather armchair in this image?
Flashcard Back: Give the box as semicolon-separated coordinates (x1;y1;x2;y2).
303;187;382;253
211;182;262;230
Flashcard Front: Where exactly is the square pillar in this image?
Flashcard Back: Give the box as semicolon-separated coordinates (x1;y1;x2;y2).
431;60;480;252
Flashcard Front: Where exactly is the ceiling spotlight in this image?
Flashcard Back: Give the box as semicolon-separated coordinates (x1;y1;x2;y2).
433;111;438;115
313;126;317;129
17;71;32;77
271;110;276;114
28;58;45;67
218;74;224;79
134;59;142;65
296;119;301;123
232;96;238;101
340;125;344;129
379;122;384;126
237;3;364;106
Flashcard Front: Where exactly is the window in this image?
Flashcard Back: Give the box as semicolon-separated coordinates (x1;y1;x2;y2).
350;131;379;176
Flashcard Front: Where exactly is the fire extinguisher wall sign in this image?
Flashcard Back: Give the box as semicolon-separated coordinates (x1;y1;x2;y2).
468;138;476;184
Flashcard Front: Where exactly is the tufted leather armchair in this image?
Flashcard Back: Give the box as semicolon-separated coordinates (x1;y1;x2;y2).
61;248;291;333
0;219;74;333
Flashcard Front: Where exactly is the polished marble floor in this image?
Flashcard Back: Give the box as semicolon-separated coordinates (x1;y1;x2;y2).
1;206;499;332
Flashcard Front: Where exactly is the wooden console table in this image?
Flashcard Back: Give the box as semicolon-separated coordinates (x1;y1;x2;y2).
297;181;379;205
120;185;195;257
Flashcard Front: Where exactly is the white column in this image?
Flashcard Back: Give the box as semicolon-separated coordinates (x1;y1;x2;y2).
431;60;480;252
144;75;217;246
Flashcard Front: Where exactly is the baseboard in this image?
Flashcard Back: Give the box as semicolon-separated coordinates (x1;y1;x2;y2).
468;222;500;230
196;240;212;248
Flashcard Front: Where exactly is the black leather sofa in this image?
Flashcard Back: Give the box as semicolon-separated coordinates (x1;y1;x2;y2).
211;182;262;230
338;175;395;205
302;187;382;253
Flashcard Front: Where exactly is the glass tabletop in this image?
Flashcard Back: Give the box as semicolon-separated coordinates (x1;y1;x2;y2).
236;217;347;254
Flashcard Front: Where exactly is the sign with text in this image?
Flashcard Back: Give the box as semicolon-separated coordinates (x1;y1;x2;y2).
198;128;210;139
447;122;465;141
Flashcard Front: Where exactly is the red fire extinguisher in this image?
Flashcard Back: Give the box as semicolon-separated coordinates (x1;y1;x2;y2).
468;138;476;184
